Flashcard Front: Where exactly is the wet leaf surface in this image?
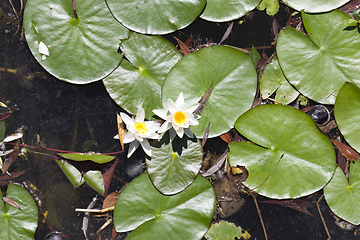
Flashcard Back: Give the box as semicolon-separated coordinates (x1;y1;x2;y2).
277;10;360;104
114;173;215;240
228;104;336;199
23;0;128;84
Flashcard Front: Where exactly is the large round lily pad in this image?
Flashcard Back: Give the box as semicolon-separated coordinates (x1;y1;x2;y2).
162;45;257;138
281;0;350;13
334;82;360;153
324;163;360;225
200;0;261;22
24;0;129;84
228;104;336;199
106;0;206;35
146;137;203;195
0;183;38;240
103;32;182;119
276;10;360;104
114;173;215;240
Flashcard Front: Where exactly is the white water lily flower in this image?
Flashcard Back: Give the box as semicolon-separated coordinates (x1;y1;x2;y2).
120;107;160;158
153;92;199;140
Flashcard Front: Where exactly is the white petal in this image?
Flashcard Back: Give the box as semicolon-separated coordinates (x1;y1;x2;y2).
158;121;172;133
152;109;169;120
188;104;198;113
113;134;119;139
127;140;139;158
39;42;49;56
147;132;160;139
140;139;152;157
167;99;178;113
176;127;184;138
175;92;185;106
135;107;145;122
123;132;135;143
146;121;160;131
188;117;199;126
184;128;195;138
120;113;134;127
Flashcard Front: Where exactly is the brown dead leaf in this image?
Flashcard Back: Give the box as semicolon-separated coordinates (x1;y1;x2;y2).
202;122;210;146
173;36;191;56
331;139;360;160
2;139;20;174
220;133;232;144
117;113;125;151
2;196;21;210
102;191;120;209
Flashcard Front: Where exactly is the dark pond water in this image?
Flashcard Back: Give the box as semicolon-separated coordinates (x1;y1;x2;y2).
0;1;358;240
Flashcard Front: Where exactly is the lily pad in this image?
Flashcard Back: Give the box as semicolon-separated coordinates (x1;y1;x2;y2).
281;0;350;13
162;45;257;138
0;183;38;240
103;32;182;119
114;173;215;240
228;104;336;199
276;10;360;104
83;170;105;196
257;0;280;16
324;162;360;225
23;0;129;84
334;82;360;153
260;59;299;104
106;0;206;34
205;221;251;240
200;0;261;22
57;153;115;164
146;136;203;195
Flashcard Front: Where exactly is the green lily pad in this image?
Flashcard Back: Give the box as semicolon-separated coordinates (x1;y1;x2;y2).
200;0;261;22
57;153;115;164
162;45;257;138
103;32;182;119
0;121;5;141
281;0;350;13
55;159;86;188
23;0;129;84
257;0;280;16
146;136;203;195
334;82;360;153
83;170;105;196
276;10;360;104
260;59;299;104
106;0;206;35
114;173;215;240
205;221;251;240
0;183;38;240
228;104;336;199
324;162;360;225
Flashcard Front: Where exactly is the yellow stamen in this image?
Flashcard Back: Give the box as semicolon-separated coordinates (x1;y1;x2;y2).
134;122;149;134
173;111;187;125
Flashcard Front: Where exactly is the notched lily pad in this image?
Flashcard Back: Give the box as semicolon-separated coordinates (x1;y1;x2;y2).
0;183;38;240
205;221;251;240
24;0;129;84
277;10;360;104
228;104;336;199
200;0;261;22
281;0;350;13
324;162;360;225
114;173;215;240
103;32;182;119
260;59;299;104
146;135;203;195
162;45;257;138
106;0;206;34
